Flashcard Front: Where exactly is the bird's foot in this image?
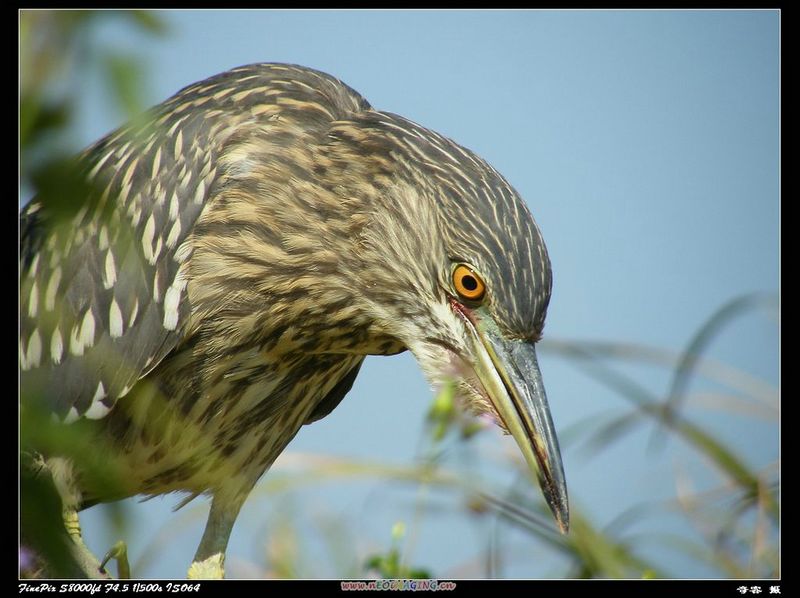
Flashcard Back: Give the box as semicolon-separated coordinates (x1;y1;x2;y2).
100;541;131;579
187;553;225;579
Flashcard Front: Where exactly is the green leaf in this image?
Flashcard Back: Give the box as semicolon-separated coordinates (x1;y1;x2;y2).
125;10;168;35
104;53;146;118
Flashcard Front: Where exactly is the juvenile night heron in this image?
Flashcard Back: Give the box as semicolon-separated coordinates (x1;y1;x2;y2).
20;63;567;578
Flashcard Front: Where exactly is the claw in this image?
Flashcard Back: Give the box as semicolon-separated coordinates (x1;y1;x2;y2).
100;541;130;579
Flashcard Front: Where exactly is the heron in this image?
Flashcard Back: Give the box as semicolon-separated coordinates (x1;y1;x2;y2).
20;63;567;579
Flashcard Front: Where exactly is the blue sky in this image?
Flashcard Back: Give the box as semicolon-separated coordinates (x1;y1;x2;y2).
27;9;779;579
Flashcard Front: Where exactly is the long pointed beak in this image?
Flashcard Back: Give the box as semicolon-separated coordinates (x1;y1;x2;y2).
467;314;569;532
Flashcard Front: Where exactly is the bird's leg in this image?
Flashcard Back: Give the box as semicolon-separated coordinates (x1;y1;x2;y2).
187;492;245;579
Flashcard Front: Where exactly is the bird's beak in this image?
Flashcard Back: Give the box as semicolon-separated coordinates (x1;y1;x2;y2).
456;306;569;532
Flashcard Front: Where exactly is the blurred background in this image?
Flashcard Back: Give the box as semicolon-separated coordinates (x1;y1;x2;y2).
20;9;779;579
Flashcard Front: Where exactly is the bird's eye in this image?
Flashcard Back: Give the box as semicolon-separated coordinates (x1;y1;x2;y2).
452;264;486;303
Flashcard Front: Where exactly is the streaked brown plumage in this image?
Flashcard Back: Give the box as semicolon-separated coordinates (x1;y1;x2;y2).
20;63;566;578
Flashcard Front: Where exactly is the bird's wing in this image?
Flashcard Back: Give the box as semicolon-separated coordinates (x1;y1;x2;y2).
20;63;373;423
19;113;211;422
303;359;364;425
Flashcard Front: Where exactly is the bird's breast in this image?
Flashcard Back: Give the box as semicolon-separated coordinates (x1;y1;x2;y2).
86;346;362;503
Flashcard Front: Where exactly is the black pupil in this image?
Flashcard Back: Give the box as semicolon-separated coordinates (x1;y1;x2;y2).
462;275;478;291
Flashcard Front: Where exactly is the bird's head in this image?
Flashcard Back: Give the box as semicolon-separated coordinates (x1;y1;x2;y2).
333;111;569;532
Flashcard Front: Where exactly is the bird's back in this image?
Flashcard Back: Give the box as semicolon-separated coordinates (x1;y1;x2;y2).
21;63;370;423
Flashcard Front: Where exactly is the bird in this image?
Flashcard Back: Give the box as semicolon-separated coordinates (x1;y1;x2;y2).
20;62;568;579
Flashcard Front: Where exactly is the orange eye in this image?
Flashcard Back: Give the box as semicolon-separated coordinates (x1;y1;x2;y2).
452;264;486;302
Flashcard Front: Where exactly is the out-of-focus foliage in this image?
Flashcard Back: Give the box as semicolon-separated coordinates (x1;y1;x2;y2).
365;522;432;579
20;10;166;195
19;9;165;579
